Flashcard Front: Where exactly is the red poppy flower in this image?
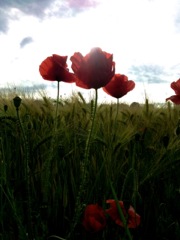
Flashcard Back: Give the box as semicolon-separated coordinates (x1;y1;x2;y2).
103;74;135;99
106;199;140;228
82;204;107;232
39;54;76;82
166;79;180;104
70;47;115;89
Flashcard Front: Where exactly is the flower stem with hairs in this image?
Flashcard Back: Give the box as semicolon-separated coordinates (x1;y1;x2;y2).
13;96;34;239
55;81;60;128
115;98;119;126
68;89;98;239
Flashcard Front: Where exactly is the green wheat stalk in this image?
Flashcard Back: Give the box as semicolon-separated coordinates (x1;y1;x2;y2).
42;81;60;202
110;181;133;240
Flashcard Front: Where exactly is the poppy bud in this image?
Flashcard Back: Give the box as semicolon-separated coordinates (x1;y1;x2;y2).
175;119;180;136
4;105;8;112
175;125;180;136
13;96;22;109
162;135;169;148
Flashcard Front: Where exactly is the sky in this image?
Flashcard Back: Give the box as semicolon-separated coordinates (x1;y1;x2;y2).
0;0;180;104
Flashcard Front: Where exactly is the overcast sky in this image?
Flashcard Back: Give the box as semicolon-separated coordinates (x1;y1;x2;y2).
0;0;180;104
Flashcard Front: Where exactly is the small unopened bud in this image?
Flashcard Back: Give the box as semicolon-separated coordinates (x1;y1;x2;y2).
175;125;180;136
162;135;169;148
4;105;8;112
175;119;180;136
13;96;22;109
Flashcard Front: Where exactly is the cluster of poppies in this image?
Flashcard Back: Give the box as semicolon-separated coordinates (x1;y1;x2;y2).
82;200;141;233
39;47;180;104
39;47;135;99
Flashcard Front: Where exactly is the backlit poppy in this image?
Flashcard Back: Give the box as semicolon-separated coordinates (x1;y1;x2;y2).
70;47;115;89
82;204;107;232
103;74;135;99
166;79;180;104
106;199;140;228
39;54;76;83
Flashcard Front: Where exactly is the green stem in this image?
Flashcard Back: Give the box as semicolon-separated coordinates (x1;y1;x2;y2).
16;108;33;239
84;88;98;169
55;81;60;128
0;184;27;239
115;98;119;124
113;98;119;139
68;89;98;239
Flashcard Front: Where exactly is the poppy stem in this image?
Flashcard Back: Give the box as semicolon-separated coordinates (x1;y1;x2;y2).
55;80;60;128
115;98;119;125
68;88;98;239
84;88;98;168
14;101;34;239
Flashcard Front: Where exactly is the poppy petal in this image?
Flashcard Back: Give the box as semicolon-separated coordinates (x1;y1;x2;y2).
39;54;76;83
103;74;135;99
166;95;180;104
70;48;115;89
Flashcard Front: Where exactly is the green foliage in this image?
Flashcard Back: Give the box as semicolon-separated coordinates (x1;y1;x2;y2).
0;93;180;240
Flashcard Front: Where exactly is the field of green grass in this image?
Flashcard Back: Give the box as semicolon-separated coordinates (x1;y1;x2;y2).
0;90;180;240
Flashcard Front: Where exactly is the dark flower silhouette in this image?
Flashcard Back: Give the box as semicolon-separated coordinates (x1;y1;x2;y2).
82;204;107;232
39;54;76;82
106;199;140;228
166;78;180;104
70;47;115;89
103;74;135;99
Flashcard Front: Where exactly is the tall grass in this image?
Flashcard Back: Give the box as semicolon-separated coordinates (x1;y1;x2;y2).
0;91;180;240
